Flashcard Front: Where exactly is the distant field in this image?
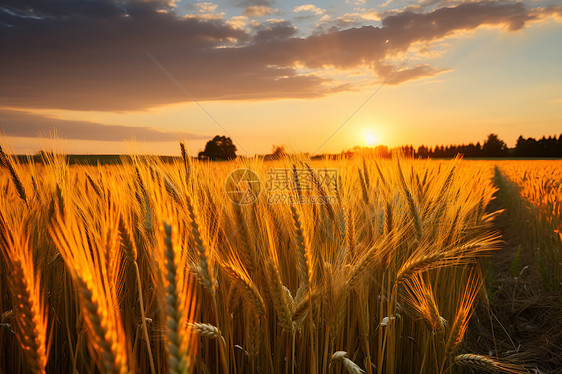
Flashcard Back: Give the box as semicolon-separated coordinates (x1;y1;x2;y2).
12;153;562;166
0;150;560;373
14;154;179;165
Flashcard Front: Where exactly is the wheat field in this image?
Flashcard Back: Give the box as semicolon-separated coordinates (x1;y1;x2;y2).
1;146;555;373
494;161;562;289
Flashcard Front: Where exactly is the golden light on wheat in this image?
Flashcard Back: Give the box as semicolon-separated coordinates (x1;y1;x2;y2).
0;146;557;373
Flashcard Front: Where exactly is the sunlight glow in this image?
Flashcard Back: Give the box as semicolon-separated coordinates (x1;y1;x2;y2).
365;133;377;146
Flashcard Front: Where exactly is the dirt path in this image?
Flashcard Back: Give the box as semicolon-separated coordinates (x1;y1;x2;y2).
464;179;562;373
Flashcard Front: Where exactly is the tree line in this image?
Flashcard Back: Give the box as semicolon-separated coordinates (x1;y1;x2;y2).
198;133;562;161
395;133;562;158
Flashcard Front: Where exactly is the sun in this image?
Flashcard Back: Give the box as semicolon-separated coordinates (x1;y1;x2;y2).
365;133;377;146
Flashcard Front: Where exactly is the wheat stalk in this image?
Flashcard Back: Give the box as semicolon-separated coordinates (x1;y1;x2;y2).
118;215;155;374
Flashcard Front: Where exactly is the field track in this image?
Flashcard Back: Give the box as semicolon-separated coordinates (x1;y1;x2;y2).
464;164;562;373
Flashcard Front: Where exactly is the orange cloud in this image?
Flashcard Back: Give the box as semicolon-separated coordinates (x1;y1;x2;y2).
375;63;451;85
243;5;278;18
293;4;325;15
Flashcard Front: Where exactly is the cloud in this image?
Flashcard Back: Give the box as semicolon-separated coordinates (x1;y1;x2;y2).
253;20;297;42
243;5;278;17
314;9;381;33
358;10;380;21
234;0;274;7
380;0;395;8
375;63;451;84
193;2;219;13
0;109;208;141
186;1;225;20
532;5;562;20
346;0;366;5
381;1;534;35
293;4;325;15
226;15;249;29
1;0;561;111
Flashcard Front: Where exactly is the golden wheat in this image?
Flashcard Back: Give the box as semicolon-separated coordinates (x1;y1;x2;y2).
0;147;525;373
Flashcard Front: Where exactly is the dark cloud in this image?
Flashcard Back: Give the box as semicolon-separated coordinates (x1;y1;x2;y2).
1;0;560;111
0;0;344;110
0;109;208;141
253;21;297;43
0;0;126;18
313;19;368;35
382;1;533;39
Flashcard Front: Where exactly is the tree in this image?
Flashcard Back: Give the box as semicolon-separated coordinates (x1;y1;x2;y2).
198;135;237;160
482;133;507;157
270;145;287;160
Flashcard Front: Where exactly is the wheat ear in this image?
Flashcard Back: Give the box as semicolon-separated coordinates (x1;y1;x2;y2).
233;204;256;274
397;157;422;239
49;215;129;374
0;215;48;374
265;260;293;329
220;256;266;317
290;205;313;287
330;351;366;374
180;142;191;183
76;276;128;374
163;221;190;373
189;322;226;347
396;252;444;284
444;271;482;356
454;354;529;373
345;208;356;259
0;145;27;205
186;194;214;296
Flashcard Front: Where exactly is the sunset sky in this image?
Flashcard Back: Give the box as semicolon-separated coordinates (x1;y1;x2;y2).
1;0;561;156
